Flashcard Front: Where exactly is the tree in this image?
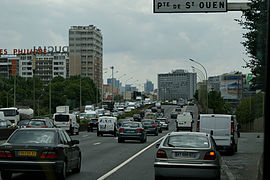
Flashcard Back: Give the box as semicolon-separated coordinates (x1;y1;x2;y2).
235;0;267;91
208;91;231;114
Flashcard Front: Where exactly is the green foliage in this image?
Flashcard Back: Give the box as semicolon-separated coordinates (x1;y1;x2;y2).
235;0;267;90
208;91;232;114
0;75;100;116
236;92;264;124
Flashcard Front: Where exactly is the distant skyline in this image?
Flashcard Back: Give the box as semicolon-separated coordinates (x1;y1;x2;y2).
0;0;251;90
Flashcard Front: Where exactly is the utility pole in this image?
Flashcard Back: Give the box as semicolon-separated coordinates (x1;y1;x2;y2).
111;66;114;103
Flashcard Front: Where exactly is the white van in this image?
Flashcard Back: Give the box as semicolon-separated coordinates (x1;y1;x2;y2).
53;113;80;135
97;116;117;136
0;107;20;125
85;105;95;112
198;114;238;154
176;112;193;131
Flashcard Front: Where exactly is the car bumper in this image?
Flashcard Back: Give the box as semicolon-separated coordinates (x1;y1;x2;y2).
154;162;220;179
145;129;157;134
0;160;64;173
118;133;144;140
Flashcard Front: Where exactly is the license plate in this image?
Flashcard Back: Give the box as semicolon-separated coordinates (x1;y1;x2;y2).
173;152;198;159
17;151;37;157
126;130;135;133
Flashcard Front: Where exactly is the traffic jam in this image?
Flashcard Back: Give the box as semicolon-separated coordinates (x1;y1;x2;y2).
0;100;240;180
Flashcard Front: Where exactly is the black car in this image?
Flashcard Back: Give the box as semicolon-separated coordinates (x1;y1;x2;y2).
141;119;159;136
0;128;81;180
87;118;98;132
170;112;178;119
133;114;141;121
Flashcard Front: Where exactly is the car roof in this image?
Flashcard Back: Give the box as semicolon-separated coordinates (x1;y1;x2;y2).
17;128;60;131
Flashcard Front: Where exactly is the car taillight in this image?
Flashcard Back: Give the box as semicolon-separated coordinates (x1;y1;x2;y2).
0;151;12;158
231;122;234;135
165;122;168;124
40;151;58;159
152;125;157;127
88;122;91;125
156;149;167;158
204;151;216;160
41;126;48;128
119;128;124;131
136;128;143;132
69;119;72;124
26;125;31;128
196;121;200;132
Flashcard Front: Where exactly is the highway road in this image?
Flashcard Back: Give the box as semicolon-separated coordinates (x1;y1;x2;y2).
0;105;263;180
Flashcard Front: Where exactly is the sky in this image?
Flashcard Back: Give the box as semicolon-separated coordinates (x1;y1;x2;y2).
0;0;251;91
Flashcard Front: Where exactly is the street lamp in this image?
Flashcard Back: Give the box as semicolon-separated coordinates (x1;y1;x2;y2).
110;66;114;102
191;66;205;81
189;58;208;113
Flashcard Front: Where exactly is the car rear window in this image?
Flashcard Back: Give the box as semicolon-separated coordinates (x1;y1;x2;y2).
8;130;56;144
164;135;210;148
55;115;69;122
122;123;140;128
142;120;154;125
29;120;46;126
17;120;30;126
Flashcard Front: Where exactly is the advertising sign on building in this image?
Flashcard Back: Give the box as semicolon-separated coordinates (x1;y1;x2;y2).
220;75;242;100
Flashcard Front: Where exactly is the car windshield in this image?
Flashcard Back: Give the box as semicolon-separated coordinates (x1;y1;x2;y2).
165;135;210;148
122;123;140;128
8;130;56;144
0;109;16;116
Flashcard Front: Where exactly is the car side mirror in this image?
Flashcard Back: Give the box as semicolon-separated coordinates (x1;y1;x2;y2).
72;140;79;145
155;143;160;148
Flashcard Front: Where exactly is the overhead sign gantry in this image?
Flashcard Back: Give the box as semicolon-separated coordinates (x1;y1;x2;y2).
153;0;250;13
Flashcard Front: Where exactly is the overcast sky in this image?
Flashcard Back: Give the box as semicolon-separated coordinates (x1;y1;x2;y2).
0;0;251;90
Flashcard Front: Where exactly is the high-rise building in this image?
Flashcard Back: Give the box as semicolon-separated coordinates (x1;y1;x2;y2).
0;56;19;78
158;69;197;100
107;78;121;87
144;80;154;93
69;25;103;93
18;53;68;85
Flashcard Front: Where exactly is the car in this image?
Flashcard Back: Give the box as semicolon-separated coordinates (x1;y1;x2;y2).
16;119;30;128
174;107;182;112
53;113;80;135
84;112;98;132
154;132;221;180
151;106;158;112
118;121;147;143
0;128;81;180
26;118;55;128
155;120;163;133
133;114;141;121
0;120;13;128
170;111;178;119
141;119;158;136
157;118;169;130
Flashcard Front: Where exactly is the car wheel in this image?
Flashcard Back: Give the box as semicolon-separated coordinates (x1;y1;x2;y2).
57;161;67;180
118;138;123;143
90;128;93;132
73;156;81;173
97;131;100;136
76;130;79;135
87;128;90;132
1;171;12;180
166;127;169;130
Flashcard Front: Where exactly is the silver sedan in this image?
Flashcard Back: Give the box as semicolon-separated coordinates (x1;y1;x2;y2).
154;132;221;180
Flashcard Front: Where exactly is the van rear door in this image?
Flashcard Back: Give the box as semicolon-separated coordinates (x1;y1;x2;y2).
54;114;70;130
213;115;231;147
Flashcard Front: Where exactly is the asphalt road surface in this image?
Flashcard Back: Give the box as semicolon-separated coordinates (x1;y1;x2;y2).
0;105;263;180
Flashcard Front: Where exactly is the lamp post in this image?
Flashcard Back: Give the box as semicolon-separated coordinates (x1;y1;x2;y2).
110;66;114;102
189;58;208;113
6;88;13;107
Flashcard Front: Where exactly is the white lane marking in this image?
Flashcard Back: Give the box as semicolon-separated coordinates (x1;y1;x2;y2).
97;135;166;180
82;135;89;137
93;142;101;145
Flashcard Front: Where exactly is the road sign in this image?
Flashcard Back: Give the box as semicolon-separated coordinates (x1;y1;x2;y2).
153;0;227;13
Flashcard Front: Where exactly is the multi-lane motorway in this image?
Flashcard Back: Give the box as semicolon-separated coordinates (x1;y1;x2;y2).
1;105;263;180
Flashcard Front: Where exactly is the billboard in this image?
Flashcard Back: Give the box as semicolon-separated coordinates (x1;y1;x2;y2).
220;75;242;100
